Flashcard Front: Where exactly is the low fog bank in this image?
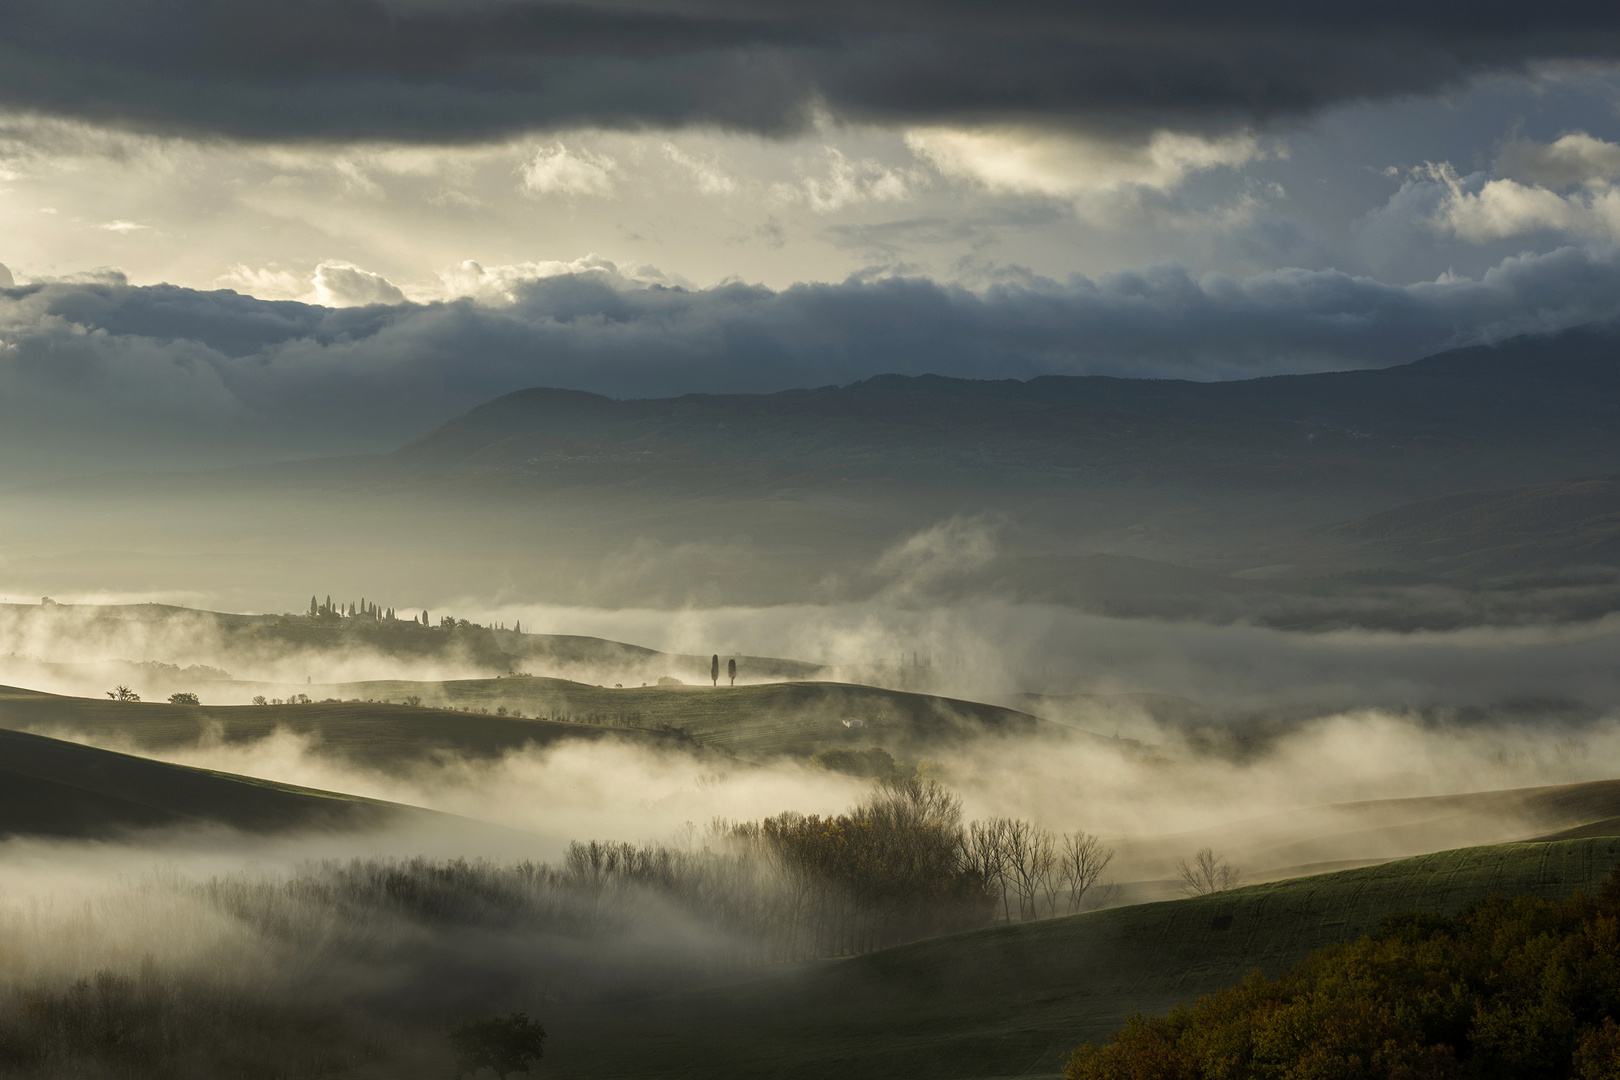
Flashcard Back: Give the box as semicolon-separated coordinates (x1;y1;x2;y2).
60;701;1620;880
9;700;1620;1075
0;778;1082;1076
6;591;1620;717
460;599;1620;715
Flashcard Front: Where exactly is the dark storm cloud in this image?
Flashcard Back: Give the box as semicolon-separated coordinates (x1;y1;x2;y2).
2;245;1619;474
2;0;1619;140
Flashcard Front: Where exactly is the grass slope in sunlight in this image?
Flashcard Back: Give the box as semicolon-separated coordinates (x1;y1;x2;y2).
0;727;418;838
545;837;1620;1080
297;676;1073;756
0;678;1080;764
0;683;663;772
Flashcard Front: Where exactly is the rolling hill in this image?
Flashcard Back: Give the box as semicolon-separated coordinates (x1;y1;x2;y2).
1335;473;1620;577
294;676;1071;756
1107;777;1620;900
0;726;425;838
0;677;1071;767
542;836;1620;1080
0;599;823;693
0;683;656;772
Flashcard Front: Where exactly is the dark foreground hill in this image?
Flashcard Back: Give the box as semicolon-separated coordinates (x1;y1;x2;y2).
0;727;419;838
544;837;1620;1080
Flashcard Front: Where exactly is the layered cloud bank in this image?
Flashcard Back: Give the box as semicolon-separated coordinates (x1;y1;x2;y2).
0;1;1617;141
2;246;1619;475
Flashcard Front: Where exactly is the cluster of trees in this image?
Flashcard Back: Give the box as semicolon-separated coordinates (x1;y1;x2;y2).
307;594;425;624
963;818;1116;922
0;970;383;1080
749;778;995;957
249;694;312;706
811;746;908;779
449;1014;545;1079
709;655;737;686
1068;866;1620;1080
300;595;534;636
205;779;1117;1001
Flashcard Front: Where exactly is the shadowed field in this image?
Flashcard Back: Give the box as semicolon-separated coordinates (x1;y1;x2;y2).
544;837;1620;1080
0;727;422;838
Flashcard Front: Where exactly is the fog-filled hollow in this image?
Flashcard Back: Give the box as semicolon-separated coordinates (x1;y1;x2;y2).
51;701;1620;877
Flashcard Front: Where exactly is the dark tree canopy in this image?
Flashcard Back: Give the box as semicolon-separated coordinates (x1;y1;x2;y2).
1069;863;1620;1080
448;1013;546;1079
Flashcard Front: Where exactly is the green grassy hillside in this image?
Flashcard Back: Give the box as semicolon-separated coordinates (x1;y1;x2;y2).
0;683;668;772
300;676;1071;756
0;727;422;838
1110;777;1620;894
0;678;1075;764
544;837;1620;1080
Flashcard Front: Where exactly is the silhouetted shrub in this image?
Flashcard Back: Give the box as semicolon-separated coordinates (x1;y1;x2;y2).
448;1013;545;1078
1067;863;1620;1080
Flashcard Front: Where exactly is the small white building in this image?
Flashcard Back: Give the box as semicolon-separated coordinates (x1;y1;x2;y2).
841;717;865;728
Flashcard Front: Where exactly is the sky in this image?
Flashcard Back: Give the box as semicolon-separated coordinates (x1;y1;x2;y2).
3;1;1620;471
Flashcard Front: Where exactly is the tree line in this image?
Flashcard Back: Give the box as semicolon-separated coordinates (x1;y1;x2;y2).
202;778;1121;1004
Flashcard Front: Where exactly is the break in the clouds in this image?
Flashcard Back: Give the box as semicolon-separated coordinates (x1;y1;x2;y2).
0;5;1617;479
1;1;1617;141
3;244;1619;475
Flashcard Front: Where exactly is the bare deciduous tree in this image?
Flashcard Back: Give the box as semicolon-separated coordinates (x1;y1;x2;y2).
1176;847;1241;896
1058;831;1115;913
962;819;1012;923
1003;821;1057;921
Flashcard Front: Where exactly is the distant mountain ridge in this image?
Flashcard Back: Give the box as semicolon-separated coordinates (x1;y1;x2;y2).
388;325;1620;501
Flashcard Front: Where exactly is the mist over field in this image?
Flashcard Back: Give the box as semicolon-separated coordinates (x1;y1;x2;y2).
7;4;1620;1075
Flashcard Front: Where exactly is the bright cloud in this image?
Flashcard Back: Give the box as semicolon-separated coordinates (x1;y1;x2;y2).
905;127;1263;205
518;143;619;197
660;143;736;195
1420;162;1620;242
772;147;917;213
1496;131;1620;189
216;264;306;300
310;261;406;307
